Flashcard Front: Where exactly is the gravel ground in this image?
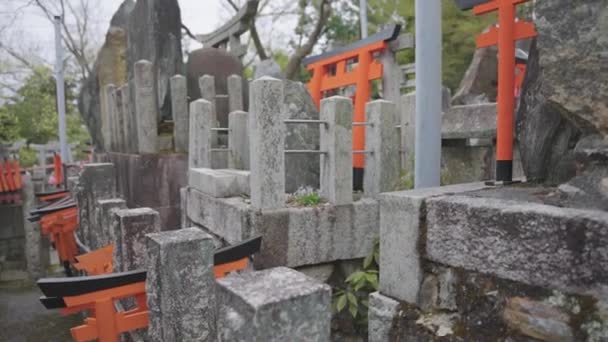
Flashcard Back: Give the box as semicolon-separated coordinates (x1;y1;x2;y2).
0;282;80;342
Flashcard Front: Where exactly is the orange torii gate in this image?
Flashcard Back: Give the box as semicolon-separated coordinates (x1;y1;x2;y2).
38;236;262;342
456;0;537;182
303;25;402;182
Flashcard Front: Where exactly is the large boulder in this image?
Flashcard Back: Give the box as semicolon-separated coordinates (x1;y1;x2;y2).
283;80;320;192
451;46;498;105
127;0;183;122
516;0;607;184
78;0;134;150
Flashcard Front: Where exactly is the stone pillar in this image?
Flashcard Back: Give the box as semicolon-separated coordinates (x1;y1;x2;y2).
401;93;416;173
199;75;216;122
134;60;159;154
103;84;117;152
23;174;48;279
119;83;135;154
112;208;160;272
228;111;249;170
171;75;189;152
249;77;285;209
146;228;216;341
227;74;244;113
93;198;126;249
364;100;401;197
114;86;125;153
217;267;331;341
320;96;353;205
75;163;116;247
188;99;214;169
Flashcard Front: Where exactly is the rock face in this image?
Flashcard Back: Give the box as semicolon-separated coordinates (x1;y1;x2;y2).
516;0;608;183
186;48;246;128
78;0;134;150
127;0;183;122
503;297;574;342
451;46;497;105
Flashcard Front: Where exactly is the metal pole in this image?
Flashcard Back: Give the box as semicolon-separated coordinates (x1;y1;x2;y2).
54;16;69;163
414;0;442;188
360;0;368;38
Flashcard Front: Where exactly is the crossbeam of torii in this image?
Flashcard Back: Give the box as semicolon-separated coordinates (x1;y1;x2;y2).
194;0;260;59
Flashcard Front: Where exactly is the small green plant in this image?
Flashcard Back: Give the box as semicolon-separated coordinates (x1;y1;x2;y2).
295;192;322;207
332;237;379;333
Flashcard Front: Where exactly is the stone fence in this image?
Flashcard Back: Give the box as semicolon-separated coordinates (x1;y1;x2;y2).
369;182;608;341
101;60;244;156
73;163;332;341
188;77;401;206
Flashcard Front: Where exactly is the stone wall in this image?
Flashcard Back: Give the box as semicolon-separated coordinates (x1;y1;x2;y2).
370;183;608;341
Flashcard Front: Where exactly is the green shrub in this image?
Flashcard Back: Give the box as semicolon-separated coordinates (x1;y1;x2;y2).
332;237;380;333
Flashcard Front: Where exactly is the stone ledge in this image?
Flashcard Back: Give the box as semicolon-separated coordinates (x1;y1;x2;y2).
442;103;496;140
217;267;331;341
425;194;608;297
185;187;379;268
188;168;250;198
378;182;490;303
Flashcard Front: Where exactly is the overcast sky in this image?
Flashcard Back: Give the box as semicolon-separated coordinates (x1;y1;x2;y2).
1;0;228;59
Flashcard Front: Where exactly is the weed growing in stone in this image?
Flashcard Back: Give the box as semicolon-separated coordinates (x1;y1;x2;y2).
332;237;379;333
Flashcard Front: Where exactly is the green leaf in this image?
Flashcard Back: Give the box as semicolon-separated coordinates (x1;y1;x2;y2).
346;292;358;307
346;271;364;284
336;294;347;312
354;281;365;292
361;299;369;308
349;303;358;318
363;253;374;269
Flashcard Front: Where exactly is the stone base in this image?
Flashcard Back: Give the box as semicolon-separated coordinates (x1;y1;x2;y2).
188;168;250;197
184;187;379;268
98;152;187;230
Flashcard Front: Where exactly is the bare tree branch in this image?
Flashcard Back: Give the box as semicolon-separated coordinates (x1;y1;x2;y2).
285;0;332;80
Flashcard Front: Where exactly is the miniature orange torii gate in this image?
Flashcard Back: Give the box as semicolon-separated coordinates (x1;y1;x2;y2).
456;0;537;182
38;236;262;342
303;25;402;176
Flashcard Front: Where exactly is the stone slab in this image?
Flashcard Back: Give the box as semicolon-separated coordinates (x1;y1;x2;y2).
113;207;161;272
378;183;489;303
185;188;252;244
188;168;250;198
442;103;497;140
253;198;379;269
217;267;331;341
368;292;401;342
426;193;608;297
93;198;126;250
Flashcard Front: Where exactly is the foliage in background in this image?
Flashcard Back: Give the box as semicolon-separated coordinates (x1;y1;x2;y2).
0;66;90;166
304;0;496;91
333;237;379;334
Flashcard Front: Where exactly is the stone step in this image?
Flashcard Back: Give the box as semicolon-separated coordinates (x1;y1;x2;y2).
188;168;250;198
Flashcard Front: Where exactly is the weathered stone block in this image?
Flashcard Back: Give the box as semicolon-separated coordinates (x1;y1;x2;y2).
228;111;249;170
217;267;331;341
170;75;188;152
188;168;249;198
185;188;252;244
425;194;608;296
112;207;160;272
442;103;497;140
227;74;243;113
378;183;488;304
134;60;159;154
320;96;353;205
368;292;401;342
253;198;379;269
188;99;213;169
503;297;574;342
75;163;117;247
249;77;285;209
364;100;401;196
93;198;126;250
146;228;216;341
